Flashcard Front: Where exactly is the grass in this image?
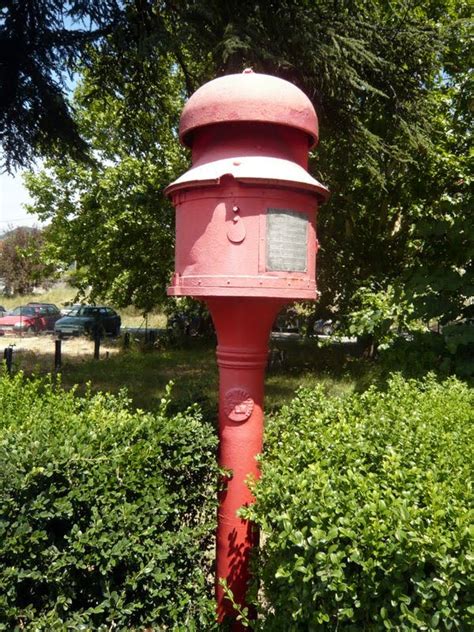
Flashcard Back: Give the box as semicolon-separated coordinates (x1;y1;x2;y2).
265;337;376;412
1;286;74;311
2;287;380;415
7;333;377;417
117;306;166;329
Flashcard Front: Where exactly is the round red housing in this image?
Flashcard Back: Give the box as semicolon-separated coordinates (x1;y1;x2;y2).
166;70;328;301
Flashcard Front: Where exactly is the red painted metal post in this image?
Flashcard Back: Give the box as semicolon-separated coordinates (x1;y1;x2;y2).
165;70;329;627
206;298;285;625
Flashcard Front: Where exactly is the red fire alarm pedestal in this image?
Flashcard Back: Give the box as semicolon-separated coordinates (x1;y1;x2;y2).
166;70;328;628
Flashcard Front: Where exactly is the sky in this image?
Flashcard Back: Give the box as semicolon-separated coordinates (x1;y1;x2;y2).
0;9;82;234
0;170;44;232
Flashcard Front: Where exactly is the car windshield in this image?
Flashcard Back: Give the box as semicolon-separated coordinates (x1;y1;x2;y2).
72;306;101;317
10;306;36;316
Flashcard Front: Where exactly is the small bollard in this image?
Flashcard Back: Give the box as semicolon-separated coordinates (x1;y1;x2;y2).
123;332;130;349
54;338;62;371
3;347;13;375
94;331;101;360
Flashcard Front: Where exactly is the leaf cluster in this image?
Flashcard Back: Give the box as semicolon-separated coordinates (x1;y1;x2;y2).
23;53;188;312
0;0;123;172
0;373;219;630
21;1;473;324
246;374;474;630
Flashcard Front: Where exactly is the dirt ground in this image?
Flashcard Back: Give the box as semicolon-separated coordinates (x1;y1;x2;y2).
1;333;122;371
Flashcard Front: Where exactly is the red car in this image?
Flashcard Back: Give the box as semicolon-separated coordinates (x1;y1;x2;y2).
0;304;61;335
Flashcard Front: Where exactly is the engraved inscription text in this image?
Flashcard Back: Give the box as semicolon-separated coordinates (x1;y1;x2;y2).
266;208;308;272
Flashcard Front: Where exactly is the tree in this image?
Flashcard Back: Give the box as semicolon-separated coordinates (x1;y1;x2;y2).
342;2;473;364
24;1;472;327
0;0;122;172
0;227;52;294
24;56;187;312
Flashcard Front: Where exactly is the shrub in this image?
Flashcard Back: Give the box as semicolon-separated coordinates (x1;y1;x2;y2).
246;375;473;630
380;330;474;379
0;372;219;630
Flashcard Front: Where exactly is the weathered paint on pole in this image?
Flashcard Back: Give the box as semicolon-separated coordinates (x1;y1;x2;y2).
166;70;328;627
207;296;285;625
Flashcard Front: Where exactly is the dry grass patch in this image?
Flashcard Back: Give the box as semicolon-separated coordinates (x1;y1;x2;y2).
2;333;122;374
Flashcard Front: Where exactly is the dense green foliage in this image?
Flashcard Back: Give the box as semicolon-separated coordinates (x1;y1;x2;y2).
22;1;473;334
380;328;474;379
23;57;186;312
0;373;219;630
246;375;474;630
0;1;122;172
0;366;472;629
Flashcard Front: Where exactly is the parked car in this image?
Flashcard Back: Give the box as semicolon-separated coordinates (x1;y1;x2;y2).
272;307;301;333
60;302;83;317
313;319;335;336
0;304;61;334
54;305;121;337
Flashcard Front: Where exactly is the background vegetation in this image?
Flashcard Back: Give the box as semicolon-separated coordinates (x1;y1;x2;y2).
1;1;470;355
0;227;52;295
1;2;472;629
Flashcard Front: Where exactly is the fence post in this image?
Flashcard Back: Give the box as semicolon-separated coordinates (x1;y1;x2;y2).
54;338;62;371
94;331;101;360
3;347;13;375
123;332;130;349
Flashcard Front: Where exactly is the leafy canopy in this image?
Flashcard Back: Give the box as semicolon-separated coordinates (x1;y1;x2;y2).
22;1;473;330
0;1;123;172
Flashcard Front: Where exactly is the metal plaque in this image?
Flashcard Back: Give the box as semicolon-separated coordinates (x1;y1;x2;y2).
224;387;254;423
266;208;308;272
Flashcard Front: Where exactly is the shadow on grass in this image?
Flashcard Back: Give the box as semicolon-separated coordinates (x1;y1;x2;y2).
265;337;380;412
57;339;220;416
23;332;468;419
6;334;386;416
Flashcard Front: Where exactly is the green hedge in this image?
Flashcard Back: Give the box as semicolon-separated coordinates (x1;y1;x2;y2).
247;375;473;630
0;372;219;630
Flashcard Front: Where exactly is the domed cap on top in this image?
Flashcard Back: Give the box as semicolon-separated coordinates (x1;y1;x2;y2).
179;70;319;148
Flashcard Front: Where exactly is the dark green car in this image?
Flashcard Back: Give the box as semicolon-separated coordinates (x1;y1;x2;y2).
54;305;121;337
